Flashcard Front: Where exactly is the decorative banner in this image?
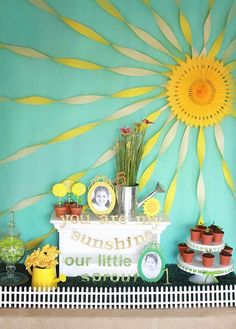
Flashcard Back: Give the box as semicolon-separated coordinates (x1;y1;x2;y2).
200;0;214;56
0;96;158;165
214;124;235;195
139;119;179;191
164;126;190;214
196;128;206;224
179;12;192;48
1;0;235;237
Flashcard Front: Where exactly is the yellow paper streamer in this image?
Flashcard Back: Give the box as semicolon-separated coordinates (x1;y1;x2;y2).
214;124;235;194
142;113;174;159
108;67;157;76
196;128;206;224
159;120;179;156
230;110;236;118
0;43;49;59
0;144;45;165
145;104;168;123
152;11;182;52
207;31;224;58
96;0;126;22
139;159;158;191
197;128;205;168
112;86;156;98
201;14;211;55
222;160;235;192
164;173;177;214
200;0;214;55
113;45;161;65
0;147;116;216
179;12;192;46
49;122;99;144
29;0;110;45
16;96;54;105
61;17;110;45
54;58;103;70
28;0;57;16
0;97;156;165
139;117;178;191
128;23;171;56
223;39;236;62
226;61;236;71
62;95;105;104
163;126;190;214
0;193;48;217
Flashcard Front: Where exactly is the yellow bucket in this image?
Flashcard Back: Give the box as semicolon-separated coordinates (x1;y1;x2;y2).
29;267;66;289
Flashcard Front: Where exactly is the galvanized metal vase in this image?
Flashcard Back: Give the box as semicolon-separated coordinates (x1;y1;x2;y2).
115;185;138;218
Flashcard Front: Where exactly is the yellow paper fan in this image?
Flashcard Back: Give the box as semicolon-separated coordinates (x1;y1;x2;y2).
166;56;235;127
143;198;160;217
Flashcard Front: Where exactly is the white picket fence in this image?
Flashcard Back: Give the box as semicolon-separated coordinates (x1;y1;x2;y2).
0;285;235;309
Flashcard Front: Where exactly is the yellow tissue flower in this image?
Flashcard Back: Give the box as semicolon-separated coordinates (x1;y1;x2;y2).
24;245;60;273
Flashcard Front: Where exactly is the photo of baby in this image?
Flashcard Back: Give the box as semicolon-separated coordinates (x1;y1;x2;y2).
91;186;111;212
141;252;161;279
87;180;116;216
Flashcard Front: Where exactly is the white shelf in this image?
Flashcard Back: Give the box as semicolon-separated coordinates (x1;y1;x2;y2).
186;236;225;253
177;254;233;276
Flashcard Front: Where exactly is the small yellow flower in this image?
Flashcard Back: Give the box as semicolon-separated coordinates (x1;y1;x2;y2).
24;245;61;273
143;198;161;217
126;141;131;149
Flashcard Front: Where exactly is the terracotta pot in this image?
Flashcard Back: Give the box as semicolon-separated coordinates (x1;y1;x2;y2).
222;245;233;255
213;229;224;243
208;224;218;233
182;250;194;263
64;202;72;214
54;205;66;218
201;231;213;245
220;251;232;266
202;253;215;267
178;243;189;256
70;205;83;216
190;228;201;242
195;225;207;232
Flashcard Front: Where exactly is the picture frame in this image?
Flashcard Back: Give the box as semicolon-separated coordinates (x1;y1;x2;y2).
87;180;116;216
137;244;165;283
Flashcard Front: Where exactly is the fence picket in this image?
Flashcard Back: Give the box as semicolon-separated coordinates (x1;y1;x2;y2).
0;284;234;309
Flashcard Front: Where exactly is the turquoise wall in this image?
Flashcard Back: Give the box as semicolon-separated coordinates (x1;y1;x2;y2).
0;0;235;268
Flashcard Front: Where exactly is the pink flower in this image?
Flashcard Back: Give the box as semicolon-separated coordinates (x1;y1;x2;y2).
120;127;131;136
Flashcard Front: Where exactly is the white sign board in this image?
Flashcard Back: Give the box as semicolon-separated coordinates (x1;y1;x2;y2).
51;213;170;278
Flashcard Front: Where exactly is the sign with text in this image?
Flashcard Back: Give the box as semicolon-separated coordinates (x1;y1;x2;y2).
51;214;170;278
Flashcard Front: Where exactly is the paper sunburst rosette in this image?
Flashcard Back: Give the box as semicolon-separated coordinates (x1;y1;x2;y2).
166;56;234;127
143;198;161;218
1;0;236;235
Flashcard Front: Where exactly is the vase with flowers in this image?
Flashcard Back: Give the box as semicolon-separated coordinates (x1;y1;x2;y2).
25;245;66;289
114;119;152;217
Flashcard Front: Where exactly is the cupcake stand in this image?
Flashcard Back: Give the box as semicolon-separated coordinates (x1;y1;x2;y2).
177;237;234;284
